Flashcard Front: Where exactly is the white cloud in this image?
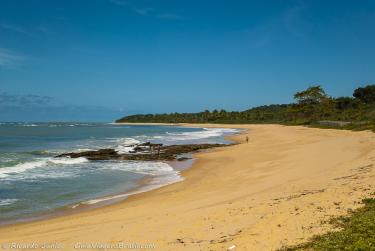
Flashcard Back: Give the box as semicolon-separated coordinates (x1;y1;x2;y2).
0;93;55;106
0;23;33;36
108;0;128;7
0;48;23;68
109;0;183;20
133;7;154;16
244;2;309;48
157;13;184;20
0;92;127;122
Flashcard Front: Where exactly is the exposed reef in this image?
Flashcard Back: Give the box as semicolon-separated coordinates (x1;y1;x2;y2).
56;142;227;161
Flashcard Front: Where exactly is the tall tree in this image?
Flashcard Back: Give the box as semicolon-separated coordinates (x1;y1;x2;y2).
353;85;375;104
292;86;330;122
293;85;328;105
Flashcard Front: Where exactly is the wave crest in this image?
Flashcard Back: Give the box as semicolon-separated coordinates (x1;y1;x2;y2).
0;198;18;206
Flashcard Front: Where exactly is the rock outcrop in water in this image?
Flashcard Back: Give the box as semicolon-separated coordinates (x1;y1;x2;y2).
56;142;226;161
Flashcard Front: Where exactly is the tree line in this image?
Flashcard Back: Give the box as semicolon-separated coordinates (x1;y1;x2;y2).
116;85;375;129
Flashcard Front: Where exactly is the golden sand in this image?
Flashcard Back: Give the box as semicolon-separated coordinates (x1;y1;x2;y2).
1;124;374;250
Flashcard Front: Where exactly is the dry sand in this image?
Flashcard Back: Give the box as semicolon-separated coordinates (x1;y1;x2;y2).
1;124;375;250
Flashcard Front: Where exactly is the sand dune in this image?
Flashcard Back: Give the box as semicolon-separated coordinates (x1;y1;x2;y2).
1;124;374;250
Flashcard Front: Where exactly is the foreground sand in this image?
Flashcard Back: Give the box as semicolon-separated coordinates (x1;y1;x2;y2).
1;124;375;250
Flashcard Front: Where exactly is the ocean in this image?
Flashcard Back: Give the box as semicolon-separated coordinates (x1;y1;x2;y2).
0;122;238;225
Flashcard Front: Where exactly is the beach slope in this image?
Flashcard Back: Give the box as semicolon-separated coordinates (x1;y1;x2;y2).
1;124;375;250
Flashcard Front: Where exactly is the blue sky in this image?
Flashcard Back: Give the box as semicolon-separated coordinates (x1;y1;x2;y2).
1;0;375;121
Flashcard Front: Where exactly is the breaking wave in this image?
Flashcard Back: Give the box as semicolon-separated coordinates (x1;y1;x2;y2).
0;198;19;207
0;157;88;179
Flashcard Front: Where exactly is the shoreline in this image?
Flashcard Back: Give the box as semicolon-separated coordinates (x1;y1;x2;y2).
0;126;241;227
0;124;374;250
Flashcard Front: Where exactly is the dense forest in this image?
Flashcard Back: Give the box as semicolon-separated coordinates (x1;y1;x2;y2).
116;85;375;130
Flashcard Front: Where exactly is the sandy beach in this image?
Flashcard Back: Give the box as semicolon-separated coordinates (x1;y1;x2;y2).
1;124;375;250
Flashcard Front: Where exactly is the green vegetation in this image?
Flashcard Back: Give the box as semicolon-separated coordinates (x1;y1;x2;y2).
116;85;375;131
281;198;375;251
354;85;375;104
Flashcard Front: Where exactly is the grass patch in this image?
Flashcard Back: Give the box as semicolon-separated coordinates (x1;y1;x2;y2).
309;122;375;132
281;198;375;251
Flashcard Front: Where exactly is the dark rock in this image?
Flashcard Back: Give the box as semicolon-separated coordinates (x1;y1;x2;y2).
56;148;118;160
56;143;226;161
177;157;192;161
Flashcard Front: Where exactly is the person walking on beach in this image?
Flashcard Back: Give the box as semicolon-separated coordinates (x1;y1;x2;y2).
246;136;249;143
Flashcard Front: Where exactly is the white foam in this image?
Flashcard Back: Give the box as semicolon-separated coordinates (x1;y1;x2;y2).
0;160;47;178
101;161;174;175
77;174;182;206
48;157;88;165
71;161;182;207
0;157;88;179
72;194;129;207
115;146;136;154
114;138;141;153
0;199;18;206
111;128;238;153
77;148;96;152
116;137;141;145
150;128;239;142
19;124;38;127
72;163;182;208
0;156;177;183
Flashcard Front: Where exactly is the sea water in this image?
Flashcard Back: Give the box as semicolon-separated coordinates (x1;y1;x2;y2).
0;122;238;224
